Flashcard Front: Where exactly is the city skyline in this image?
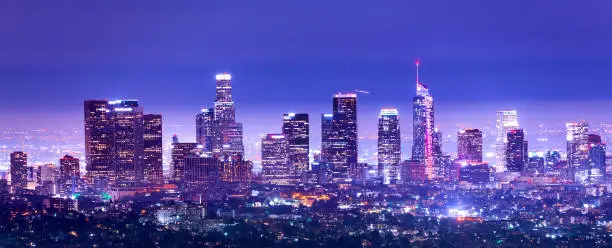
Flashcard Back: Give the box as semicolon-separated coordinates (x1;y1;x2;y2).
3;2;612;247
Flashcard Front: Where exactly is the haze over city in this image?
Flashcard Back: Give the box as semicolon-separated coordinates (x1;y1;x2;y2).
1;1;612;247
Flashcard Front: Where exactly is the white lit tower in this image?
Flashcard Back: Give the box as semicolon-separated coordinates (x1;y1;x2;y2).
495;110;519;171
378;108;401;184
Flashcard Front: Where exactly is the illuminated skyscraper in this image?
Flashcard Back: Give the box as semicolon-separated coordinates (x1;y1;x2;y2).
59;155;80;194
585;134;606;183
331;93;358;183
143;114;163;185
184;155;219;190
457;129;483;162
506;129;526;172
412;59;435;179
84;100;113;183
171;141;198;183
214;73;236;123
196;108;216;152
496;110;519;170
377;108;401;185
108;100;144;188
212;73;244;156
566;121;589;171
220;154;253;184
219;122;244;156
261;134;293;185
321;113;334;162
59;155;80;181
10;151;28;193
282;113;309;176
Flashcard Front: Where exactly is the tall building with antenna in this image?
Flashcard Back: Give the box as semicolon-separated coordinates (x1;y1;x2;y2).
412;59;435;180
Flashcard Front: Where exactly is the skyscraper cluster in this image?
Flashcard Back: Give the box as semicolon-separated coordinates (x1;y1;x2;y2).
13;60;610;196
196;73;244;156
84;99;163;190
169;73;253;190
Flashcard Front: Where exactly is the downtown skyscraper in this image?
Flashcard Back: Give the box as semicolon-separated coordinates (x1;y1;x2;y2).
412;60;435;179
496;110;519;170
59;155;80;194
143;114;163;185
196;73;244;157
282;113;309;177
321;93;358;184
196;108;215;152
10;151;28;194
377;108;401;185
107;100;144;188
261;134;293;185
84;100;113;184
586;134;606;183
457;129;483;162
214;73;244;156
566;121;589;170
506;129;526;172
84;99;161;189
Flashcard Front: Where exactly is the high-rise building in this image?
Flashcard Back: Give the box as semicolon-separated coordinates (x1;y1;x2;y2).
321;113;334;163
261;134;293;185
218;122;244;156
212;73;245;157
143;114;163;185
496;110;519;169
184;155;219;190
108;100;144;188
59;155;80;181
84;100;113;183
506;129;526;172
566;121;589;171
377;108;401;185
10;151;28;193
432;128;446;180
585;134;606;183
59;155;79;194
214;73;236;123
282;113;310;177
39;164;59;184
330;93;358;183
412;60;435;179
171;140;198;183
545;150;561;174
85;99;161;189
219;154;253;184
196;108;216;152
457;129;483;162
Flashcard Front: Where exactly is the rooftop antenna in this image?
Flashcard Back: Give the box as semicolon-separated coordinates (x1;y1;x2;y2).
415;58;421;85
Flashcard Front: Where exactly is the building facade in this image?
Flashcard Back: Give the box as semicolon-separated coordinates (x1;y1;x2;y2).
506;129;526;172
377;108;401;185
457;128;483;162
10;151;28;193
261;134;293;185
282;113;310;178
496;110;519;170
143;114;163;185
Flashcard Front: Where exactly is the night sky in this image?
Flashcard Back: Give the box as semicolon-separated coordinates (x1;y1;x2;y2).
1;1;611;162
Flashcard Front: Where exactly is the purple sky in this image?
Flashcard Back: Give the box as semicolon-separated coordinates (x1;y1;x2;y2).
1;0;611;162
